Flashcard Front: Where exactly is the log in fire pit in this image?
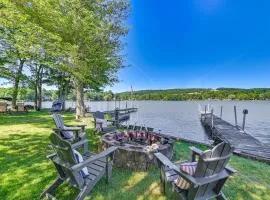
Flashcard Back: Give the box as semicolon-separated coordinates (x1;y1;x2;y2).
101;127;175;171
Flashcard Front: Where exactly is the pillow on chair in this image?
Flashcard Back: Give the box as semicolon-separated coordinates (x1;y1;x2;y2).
73;149;89;178
175;162;197;190
61;126;74;139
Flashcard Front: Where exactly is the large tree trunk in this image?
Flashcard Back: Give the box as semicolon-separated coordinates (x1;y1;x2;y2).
34;65;38;110
58;75;66;111
37;66;43;111
36;85;42;110
34;80;38;110
74;79;85;119
12;59;24;109
34;65;43;111
62;82;67;110
58;82;63;109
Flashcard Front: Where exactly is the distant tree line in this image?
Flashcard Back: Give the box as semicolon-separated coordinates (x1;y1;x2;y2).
0;87;115;102
117;88;270;101
2;87;270;102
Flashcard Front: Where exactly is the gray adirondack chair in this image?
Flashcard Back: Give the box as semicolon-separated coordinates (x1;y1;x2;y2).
16;100;25;112
52;113;88;153
52;113;87;138
155;142;236;200
40;132;118;200
0;101;8;112
92;111;116;134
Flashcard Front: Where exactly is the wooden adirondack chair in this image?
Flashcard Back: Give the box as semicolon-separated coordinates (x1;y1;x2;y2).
155;142;236;200
40;132;118;200
0;101;8;113
92;111;116;134
52;113;88;152
16;100;25;112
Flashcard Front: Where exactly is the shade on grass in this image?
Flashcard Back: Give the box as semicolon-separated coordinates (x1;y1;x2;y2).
0;111;269;200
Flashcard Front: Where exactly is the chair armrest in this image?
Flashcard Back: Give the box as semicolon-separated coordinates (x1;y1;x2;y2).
173;160;188;165
53;128;81;139
190;146;204;155
47;153;57;159
71;146;118;172
53;127;81;132
64;124;87;128
192;169;232;186
71;140;89;149
65;124;86;132
225;166;237;174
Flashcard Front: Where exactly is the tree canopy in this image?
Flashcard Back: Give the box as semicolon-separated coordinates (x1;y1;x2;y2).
0;0;129;114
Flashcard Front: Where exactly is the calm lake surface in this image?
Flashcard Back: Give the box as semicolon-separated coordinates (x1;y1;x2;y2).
41;100;270;146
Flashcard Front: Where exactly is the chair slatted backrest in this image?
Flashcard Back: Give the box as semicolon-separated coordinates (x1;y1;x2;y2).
16;101;24;111
52;113;65;129
191;142;234;199
93;111;105;120
51;100;63;112
49;133;85;188
93;111;107;130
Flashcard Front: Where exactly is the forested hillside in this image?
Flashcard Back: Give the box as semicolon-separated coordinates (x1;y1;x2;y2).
117;88;270;101
2;87;270;101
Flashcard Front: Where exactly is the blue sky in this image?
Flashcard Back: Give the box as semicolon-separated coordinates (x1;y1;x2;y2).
108;0;270;92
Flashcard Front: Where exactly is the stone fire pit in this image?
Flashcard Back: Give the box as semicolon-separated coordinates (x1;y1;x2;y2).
101;129;175;171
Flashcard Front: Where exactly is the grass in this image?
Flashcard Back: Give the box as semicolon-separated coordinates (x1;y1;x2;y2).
0;111;269;200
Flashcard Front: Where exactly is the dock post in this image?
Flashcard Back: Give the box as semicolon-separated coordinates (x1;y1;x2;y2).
115;108;119;128
220;106;223;119
204;105;207;121
234;106;238;127
211;108;214;129
242;109;248;132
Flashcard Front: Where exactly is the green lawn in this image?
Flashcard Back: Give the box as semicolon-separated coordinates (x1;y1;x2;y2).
0;111;269;200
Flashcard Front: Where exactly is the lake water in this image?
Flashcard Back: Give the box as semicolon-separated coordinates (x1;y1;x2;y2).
40;100;270;146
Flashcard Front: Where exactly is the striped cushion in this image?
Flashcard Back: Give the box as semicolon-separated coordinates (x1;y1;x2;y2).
175;162;197;190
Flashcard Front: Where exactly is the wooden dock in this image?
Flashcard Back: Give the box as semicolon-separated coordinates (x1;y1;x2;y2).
104;107;138;115
106;107;138;126
201;113;270;163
